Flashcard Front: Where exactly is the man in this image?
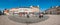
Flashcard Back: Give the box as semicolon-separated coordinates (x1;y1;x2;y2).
39;14;43;18
27;14;29;18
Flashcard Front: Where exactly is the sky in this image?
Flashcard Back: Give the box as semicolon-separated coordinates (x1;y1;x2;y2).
0;0;60;11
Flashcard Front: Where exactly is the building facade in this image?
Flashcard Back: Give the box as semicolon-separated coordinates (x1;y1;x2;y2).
45;6;60;14
4;5;40;15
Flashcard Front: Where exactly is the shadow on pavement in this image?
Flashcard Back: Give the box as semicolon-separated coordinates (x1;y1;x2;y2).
8;15;49;24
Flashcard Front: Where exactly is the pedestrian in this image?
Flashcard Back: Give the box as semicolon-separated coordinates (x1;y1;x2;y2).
39;15;41;18
27;14;29;18
39;14;43;18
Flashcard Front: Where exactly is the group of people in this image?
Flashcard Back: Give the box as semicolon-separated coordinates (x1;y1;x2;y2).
19;13;43;18
19;13;34;17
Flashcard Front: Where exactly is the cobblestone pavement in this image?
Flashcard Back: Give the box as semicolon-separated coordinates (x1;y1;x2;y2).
0;15;60;25
8;15;48;23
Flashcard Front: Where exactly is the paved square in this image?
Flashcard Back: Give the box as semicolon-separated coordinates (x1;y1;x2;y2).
0;15;60;25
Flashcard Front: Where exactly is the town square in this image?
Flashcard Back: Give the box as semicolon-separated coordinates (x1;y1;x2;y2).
0;0;60;25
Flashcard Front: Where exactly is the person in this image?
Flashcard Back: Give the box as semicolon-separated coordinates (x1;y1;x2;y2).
39;14;43;18
19;13;22;17
27;14;29;18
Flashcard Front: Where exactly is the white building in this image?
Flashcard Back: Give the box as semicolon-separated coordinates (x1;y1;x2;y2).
4;5;40;15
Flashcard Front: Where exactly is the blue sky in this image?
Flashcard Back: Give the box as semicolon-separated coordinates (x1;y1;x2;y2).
0;0;60;11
